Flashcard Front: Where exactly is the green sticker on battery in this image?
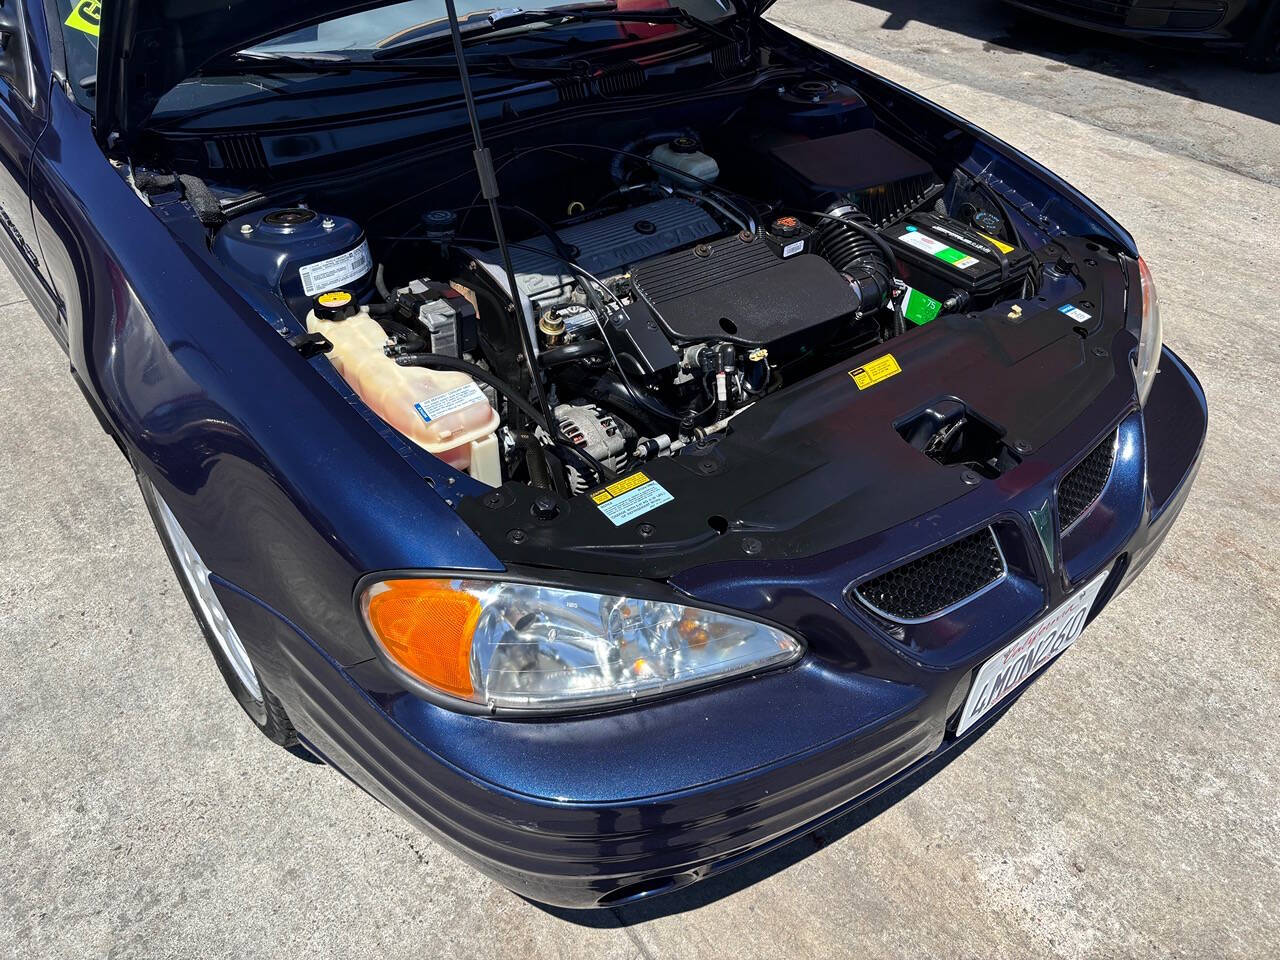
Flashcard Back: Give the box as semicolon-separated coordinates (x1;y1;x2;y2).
898;230;981;270
901;286;942;325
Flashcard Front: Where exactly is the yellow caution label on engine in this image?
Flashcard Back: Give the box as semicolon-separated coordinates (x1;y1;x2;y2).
849;353;902;390
65;0;101;37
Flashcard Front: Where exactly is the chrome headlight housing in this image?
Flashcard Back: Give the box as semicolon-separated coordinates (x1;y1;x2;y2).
361;577;803;712
1134;256;1163;405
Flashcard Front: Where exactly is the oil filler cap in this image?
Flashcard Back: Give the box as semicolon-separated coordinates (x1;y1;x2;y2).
313;289;358;321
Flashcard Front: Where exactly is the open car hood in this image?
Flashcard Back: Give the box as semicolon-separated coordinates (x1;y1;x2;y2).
96;0;397;148
94;0;767;149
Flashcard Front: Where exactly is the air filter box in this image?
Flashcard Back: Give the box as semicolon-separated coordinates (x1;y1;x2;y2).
883;213;1034;303
767;128;941;226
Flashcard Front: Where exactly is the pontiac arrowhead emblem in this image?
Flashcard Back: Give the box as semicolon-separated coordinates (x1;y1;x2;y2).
1029;498;1056;572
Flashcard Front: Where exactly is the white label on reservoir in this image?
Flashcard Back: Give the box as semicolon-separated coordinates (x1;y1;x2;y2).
299;241;372;296
413;382;488;423
781;240;805;258
1058;303;1092;323
898;230;980;270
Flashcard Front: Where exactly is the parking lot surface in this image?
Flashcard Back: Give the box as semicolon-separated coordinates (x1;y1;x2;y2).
3;3;1278;957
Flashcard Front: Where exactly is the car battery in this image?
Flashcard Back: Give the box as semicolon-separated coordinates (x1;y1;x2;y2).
883;212;1034;303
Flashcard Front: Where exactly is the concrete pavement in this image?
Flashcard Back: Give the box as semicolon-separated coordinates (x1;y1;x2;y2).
3;5;1278;958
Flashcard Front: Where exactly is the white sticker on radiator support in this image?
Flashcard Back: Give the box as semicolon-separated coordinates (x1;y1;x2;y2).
298;241;372;296
590;471;674;526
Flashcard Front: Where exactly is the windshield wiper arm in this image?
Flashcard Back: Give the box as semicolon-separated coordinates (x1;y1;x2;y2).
207;50;362;74
371;1;733;60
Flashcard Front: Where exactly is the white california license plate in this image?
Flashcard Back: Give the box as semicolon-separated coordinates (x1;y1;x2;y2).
955;571;1110;736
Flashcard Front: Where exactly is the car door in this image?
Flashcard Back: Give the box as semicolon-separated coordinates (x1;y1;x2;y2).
0;0;59;342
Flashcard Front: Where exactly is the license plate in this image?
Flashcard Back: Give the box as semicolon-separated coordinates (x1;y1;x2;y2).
955;571;1110;736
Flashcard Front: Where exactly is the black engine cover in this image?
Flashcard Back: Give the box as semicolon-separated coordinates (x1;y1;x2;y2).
629;233;857;349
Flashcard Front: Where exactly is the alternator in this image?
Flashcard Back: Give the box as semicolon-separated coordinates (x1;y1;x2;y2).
553;403;628;494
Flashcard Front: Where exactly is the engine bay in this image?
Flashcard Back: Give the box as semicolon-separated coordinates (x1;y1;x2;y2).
185;53;1103;512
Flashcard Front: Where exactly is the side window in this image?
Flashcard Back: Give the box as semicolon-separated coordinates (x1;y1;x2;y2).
0;0;35;104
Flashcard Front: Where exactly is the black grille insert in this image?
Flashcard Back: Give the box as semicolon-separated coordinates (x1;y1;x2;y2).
853;527;1006;622
1059;432;1117;531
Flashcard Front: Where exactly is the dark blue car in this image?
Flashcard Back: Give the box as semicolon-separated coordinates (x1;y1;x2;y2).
1003;0;1280;69
5;0;1204;908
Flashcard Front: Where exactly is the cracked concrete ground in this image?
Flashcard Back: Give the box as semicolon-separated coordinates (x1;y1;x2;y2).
3;3;1278;958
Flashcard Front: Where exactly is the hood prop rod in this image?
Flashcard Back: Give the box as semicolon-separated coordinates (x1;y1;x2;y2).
441;0;559;468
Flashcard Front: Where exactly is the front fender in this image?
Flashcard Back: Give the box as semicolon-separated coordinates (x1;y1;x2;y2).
30;96;500;666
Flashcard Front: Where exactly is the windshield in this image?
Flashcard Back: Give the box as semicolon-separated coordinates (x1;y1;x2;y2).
57;0;734;110
247;0;734;56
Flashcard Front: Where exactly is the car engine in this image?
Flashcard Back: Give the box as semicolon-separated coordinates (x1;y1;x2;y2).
212;106;1038;495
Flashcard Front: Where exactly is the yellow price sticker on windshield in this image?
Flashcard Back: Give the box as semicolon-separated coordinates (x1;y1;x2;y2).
65;0;101;37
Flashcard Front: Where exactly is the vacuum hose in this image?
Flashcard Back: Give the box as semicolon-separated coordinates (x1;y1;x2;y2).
816;202;894;313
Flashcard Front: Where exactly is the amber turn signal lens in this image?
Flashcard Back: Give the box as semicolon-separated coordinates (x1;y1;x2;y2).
363;579;480;697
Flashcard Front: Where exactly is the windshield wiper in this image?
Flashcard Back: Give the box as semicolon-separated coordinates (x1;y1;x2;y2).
224;50;358;69
371;1;733;60
195;50;377;78
203;48;496;78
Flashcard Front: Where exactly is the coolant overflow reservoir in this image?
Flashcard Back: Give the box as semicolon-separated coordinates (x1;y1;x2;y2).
307;291;501;484
650;136;719;188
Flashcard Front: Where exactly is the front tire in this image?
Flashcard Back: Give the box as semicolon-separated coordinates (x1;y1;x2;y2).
137;471;297;747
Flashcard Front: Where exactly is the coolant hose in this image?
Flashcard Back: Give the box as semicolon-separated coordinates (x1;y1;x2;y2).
537;340;610;367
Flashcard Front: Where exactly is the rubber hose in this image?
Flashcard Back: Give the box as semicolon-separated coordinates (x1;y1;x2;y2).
815;203;893;312
537;340;610;367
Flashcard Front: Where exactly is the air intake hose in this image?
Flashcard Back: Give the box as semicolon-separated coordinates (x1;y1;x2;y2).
816;202;894;313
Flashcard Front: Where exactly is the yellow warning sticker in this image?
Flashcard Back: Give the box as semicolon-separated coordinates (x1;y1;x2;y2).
65;0;101;37
977;231;1016;255
589;471;674;526
849;353;902;390
605;471;650;497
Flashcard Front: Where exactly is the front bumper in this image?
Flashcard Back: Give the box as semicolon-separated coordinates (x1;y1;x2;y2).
233;346;1205;910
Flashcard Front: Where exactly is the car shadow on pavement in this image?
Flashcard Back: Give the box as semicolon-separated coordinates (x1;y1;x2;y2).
841;0;1279;126
535;682;1038;925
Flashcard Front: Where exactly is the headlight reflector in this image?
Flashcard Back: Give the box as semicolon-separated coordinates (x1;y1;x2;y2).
1134;256;1163;404
362;578;802;710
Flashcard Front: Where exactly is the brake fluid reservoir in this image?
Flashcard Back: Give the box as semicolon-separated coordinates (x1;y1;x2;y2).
307;292;501;483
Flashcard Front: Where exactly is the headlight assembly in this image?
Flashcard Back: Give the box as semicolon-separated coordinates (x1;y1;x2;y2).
361;577;802;712
1134;256;1163;405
